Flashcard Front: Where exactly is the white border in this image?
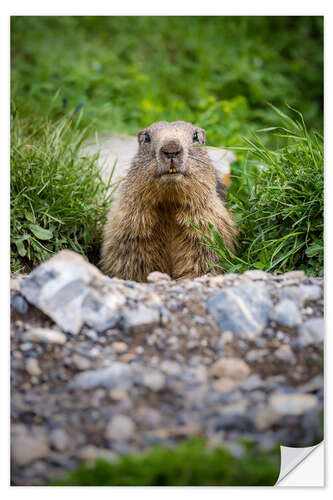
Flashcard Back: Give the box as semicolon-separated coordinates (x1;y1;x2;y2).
2;2;331;497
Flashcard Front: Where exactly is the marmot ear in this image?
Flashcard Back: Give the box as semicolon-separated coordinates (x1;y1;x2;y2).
137;130;145;145
197;128;206;145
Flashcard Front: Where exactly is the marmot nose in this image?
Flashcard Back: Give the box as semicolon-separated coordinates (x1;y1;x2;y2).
160;139;182;159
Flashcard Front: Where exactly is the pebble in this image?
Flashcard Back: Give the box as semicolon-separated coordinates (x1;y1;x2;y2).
147;271;171;283
269;299;302;327
76;445;117;463
213;378;240;393
160;360;181;376
210;357;250;381
121;306;160;334
299;317;324;345
141;369;166;391
11;294;29;314
105;415;136;441
72;353;92;371
111;341;128;354
11;425;50;466
269;392;318;416
69;363;133;390
49;428;69;451
25;358;41;377
207;283;272;339
274;345;296;364
23;328;66;345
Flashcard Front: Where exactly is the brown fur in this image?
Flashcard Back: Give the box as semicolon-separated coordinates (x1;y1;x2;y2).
100;121;238;281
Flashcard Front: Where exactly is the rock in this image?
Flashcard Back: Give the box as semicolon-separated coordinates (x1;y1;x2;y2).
213;378;240;393
269;299;302;327
25;358;41;377
11;294;29;314
240;374;265;391
22;328;66;345
72;353;92;371
141;369;166;391
69;363;133;390
20;250;125;335
160;360;181;376
245;349;269;363
207;283;272;339
299;284;322;303
49;428;69;451
274;345;296;364
111;341;128;354
299;375;323;393
269;392;318;416
121;306;160;334
299;317;324;345
76;445;117;463
282;270;306;280
210;357;250;381
278;284;322;305
147;271;171;283
243;270;269;280
105;415;136;441
253;404;280;430
11;425;50;466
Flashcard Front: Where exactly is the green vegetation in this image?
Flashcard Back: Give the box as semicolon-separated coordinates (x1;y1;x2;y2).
11;16;323;274
198;106;324;276
50;439;280;486
10;111;115;272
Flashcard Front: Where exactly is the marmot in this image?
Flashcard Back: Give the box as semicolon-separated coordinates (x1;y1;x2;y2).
100;121;238;281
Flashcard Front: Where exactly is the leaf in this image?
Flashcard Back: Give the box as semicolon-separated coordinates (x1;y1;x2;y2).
253;261;266;269
29;223;53;240
15;239;27;257
305;244;323;258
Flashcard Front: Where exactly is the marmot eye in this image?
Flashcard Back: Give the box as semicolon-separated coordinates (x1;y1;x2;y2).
193;131;199;142
144;132;151;143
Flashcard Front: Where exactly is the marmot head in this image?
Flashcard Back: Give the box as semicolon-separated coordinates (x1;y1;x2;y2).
136;121;208;184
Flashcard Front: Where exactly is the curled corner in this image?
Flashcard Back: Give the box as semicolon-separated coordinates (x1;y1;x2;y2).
275;441;324;486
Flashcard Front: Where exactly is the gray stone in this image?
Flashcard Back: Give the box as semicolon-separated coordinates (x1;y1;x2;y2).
49;428;69;451
20;250;125;335
23;327;66;345
299;317;324;345
240;374;265;391
274;346;296;364
243;270;269;280
160;360;181;376
105;415;136;441
72;353;92;371
11;294;29;314
11;425;50;466
269;392;318;416
76;445;117;463
245;349;269;363
141;369;166;391
68;363;133;390
207;283;272;339
121;306;160;334
278;284;322;305
269;299;302;327
300;375;323;393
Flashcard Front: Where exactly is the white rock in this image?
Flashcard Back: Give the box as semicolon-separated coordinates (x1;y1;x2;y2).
269;392;318;416
210;357;250;381
25;358;42;377
105;415;136;441
23;328;66;344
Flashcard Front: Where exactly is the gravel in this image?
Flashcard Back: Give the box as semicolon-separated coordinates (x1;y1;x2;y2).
10;250;324;485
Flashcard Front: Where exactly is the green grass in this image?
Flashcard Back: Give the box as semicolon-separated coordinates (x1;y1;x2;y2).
10;16;323;274
49;438;280;486
10;107;115;272
198;106;324;276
